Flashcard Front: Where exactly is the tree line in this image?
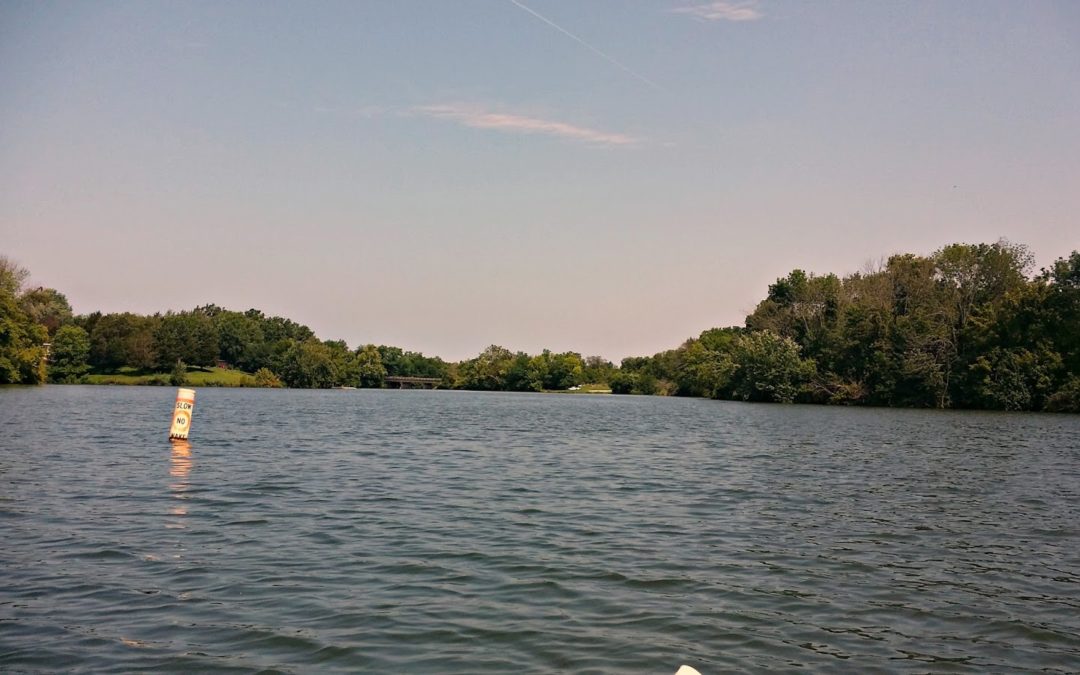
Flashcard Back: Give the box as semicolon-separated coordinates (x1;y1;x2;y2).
613;241;1079;412
1;241;1077;412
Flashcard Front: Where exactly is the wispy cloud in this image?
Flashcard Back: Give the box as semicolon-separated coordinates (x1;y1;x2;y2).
672;1;763;22
507;0;662;90
413;104;641;147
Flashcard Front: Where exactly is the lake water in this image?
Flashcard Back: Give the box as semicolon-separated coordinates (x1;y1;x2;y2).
1;386;1078;673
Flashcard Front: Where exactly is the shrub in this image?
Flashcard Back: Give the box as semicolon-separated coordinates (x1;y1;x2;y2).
169;360;188;386
253;367;283;388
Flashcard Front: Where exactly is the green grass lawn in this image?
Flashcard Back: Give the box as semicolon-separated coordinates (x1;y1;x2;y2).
185;367;256;386
82;367;256;387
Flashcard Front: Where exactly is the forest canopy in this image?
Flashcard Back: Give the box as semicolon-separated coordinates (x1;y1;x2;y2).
2;242;1077;412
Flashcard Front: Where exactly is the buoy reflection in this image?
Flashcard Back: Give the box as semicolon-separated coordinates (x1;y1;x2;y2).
168;441;192;524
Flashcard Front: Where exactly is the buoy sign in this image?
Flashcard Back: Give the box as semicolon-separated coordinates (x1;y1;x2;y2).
169;388;196;440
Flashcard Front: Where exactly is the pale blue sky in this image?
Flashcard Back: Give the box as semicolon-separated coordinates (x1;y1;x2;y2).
2;1;1078;360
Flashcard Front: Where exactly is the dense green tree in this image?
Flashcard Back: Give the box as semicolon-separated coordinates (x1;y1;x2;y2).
155;312;219;369
0;311;46;384
523;350;584;390
550;352;585;390
1046;375;1080;413
964;345;1060;411
698;326;742;352
672;337;736;398
610;368;660;395
933;240;1033;333
0;295;47;384
377;345;448;380
460;345;514;391
322;339;359;387
748;271;840;351
620;356;650;373
355;344;387;388
251;311;314;343
214;311;265;370
581;355;616;385
878;254;954;407
278;339;336;388
85;313;158;370
500;352;533;392
1042;252;1080;375
609;370;637;395
48;325;91;382
19;287;73;337
377;345;405;376
727;331;816;403
402;351;449;380
819;303;891;404
0;257;47;384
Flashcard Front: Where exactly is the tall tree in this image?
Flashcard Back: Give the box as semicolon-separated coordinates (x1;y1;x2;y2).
154;312;219;369
87;313;158;370
1043;252;1080;374
0;256;47;384
460;345;514;391
581;355;616;385
213;311;265;370
19;287;73;337
278;339;336;388
48;325;91;383
727;330;816;403
355;344;387;388
324;339;358;386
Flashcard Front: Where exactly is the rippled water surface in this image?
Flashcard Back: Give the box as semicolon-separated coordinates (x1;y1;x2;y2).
2;386;1079;673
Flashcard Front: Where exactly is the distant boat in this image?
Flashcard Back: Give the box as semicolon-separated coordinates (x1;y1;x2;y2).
336;386;357;390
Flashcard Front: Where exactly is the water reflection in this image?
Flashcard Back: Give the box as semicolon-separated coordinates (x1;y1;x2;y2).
168;442;192;524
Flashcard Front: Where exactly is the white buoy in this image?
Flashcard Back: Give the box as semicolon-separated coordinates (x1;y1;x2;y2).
169;388;196;441
675;666;703;675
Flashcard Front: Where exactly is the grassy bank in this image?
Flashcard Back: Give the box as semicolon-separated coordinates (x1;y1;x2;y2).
547;383;612;394
82;367;257;387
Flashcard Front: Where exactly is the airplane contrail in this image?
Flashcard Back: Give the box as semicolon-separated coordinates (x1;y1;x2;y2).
507;0;662;90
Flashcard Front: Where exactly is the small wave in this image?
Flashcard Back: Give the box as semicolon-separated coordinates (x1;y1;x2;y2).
64;548;134;561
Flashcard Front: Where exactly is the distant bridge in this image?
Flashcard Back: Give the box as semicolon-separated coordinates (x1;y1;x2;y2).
385;376;443;389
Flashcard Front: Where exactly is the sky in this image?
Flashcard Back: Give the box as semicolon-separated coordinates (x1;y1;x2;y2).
2;1;1078;361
